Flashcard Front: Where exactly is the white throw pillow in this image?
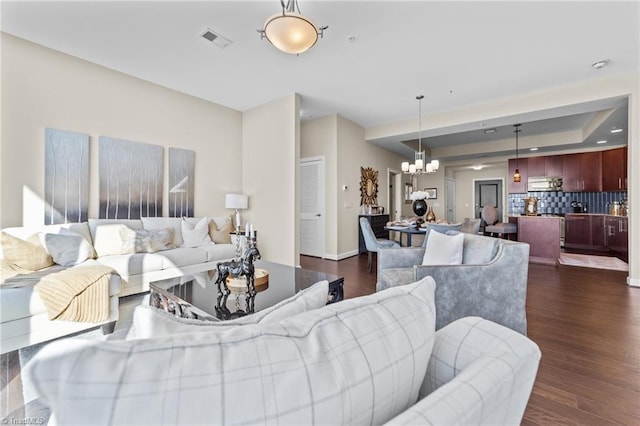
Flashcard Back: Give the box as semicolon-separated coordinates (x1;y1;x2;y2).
127;280;329;339
93;224;132;257
422;230;464;265
39;228;93;267
181;217;211;247
25;277;436;426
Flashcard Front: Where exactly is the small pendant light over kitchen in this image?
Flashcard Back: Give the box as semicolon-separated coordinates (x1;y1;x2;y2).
513;124;522;183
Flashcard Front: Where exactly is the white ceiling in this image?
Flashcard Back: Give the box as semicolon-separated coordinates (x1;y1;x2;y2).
2;0;639;162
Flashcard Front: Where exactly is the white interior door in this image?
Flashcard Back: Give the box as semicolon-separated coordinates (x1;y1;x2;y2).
446;177;456;223
299;157;325;257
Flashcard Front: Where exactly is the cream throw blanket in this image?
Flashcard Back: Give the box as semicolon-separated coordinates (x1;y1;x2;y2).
35;265;113;322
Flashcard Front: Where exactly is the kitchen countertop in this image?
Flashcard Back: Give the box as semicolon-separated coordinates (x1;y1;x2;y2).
564;213;628;218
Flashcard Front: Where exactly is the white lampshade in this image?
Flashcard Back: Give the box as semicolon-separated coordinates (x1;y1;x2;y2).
401;162;409;172
415;158;424;170
263;12;318;54
431;159;440;171
409;164;417;174
425;163;434;173
225;194;248;210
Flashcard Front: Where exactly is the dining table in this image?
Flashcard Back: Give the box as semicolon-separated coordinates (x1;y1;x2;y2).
385;225;427;247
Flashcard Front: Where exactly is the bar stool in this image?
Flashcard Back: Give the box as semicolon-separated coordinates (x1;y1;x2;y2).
482;206;517;240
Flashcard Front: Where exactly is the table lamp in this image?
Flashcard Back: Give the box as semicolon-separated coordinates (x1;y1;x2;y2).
225;193;249;232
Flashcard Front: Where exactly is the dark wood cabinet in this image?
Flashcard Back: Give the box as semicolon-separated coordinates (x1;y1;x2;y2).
605;216;628;261
562;154;581;192
580;151;602;192
601;147;627;191
561;152;602;192
508;158;528;193
565;214;606;251
544;156;563;177
358;214;390;254
527;157;545;177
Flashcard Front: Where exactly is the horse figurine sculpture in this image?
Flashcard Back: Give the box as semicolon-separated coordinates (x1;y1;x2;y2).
214;242;261;319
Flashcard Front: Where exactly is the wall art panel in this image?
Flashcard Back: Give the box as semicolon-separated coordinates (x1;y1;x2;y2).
44;128;90;224
168;147;195;217
99;136;163;219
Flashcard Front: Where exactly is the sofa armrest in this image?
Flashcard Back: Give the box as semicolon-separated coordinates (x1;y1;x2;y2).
378;247;424;273
413;241;529;334
385;317;541;426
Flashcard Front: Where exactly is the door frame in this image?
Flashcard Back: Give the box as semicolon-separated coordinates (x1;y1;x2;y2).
387;168;403;221
472;177;507;222
445;177;456;223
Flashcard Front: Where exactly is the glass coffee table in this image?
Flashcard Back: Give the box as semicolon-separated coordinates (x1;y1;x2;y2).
149;260;344;321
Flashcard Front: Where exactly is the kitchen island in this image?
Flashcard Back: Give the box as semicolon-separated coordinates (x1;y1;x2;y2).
510;215;561;265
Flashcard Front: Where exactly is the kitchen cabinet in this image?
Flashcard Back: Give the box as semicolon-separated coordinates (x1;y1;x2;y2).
601;147;627;191
562;152;602;192
527;157;545;177
358;214;389;254
544;156;563;177
562;154;581;192
565;214;606;251
508;158;528;193
605;216;628;261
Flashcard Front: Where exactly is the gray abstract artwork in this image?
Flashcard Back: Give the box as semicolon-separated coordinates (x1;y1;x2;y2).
45;128;90;224
99;136;163;219
168;148;195;217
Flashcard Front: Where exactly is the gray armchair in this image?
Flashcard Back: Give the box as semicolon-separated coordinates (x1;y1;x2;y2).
378;232;530;334
359;217;400;272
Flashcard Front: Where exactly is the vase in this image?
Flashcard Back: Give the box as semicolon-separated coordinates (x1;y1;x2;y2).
426;206;436;223
412;199;427;217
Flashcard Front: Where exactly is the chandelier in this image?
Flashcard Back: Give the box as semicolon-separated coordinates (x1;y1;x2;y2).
513;124;522;182
258;0;328;55
402;95;439;175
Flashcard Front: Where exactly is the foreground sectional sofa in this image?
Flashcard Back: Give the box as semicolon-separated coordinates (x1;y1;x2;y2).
0;216;236;353
25;278;541;425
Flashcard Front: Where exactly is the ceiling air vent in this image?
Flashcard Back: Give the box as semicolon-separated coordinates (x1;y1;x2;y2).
200;28;232;49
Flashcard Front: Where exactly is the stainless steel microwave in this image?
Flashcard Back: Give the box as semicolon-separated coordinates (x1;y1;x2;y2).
527;176;563;192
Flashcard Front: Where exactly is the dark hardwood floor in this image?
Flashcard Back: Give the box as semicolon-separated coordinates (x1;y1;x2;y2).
301;253;640;425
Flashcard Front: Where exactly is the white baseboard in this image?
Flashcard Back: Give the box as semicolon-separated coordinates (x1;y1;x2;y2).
627;276;640;287
323;250;359;261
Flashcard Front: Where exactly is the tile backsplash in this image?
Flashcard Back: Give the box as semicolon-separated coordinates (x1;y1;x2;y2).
508;191;628;215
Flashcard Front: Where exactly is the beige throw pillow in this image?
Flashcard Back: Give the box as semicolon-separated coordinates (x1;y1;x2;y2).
0;232;54;271
208;218;233;244
119;227;175;254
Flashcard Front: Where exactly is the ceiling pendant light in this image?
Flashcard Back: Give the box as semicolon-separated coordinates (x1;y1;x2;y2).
401;95;439;176
258;0;328;54
513;124;522;183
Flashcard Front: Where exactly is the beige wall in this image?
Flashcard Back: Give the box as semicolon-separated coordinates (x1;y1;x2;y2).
0;33;242;228
242;94;300;267
301;115;338;256
453;166;509;223
336;115;407;258
301;114;407;259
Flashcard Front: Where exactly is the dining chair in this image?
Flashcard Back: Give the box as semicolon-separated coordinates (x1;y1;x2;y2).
420;222;464;247
359;217;400;272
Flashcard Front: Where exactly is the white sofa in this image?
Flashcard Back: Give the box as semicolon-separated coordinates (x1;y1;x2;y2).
87;217;236;297
0;217;236;354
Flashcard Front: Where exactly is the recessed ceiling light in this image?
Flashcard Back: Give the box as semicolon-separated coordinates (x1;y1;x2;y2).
483;128;497;134
611;128;623;133
592;59;609;69
596;140;608;144
472;165;483;171
530;147;538;151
